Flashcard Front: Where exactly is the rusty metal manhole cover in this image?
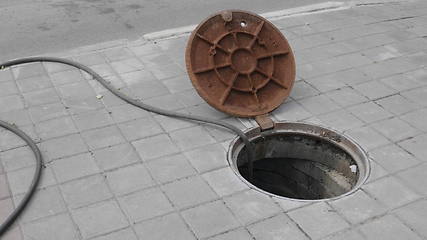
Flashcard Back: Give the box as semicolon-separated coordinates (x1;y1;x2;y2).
185;10;296;117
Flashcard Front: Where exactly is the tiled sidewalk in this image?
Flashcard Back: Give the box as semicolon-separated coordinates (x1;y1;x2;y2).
1;1;427;239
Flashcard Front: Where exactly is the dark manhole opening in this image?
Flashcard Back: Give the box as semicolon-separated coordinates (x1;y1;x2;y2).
229;122;370;201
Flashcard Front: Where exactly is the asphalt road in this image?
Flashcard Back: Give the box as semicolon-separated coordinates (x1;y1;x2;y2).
1;0;339;60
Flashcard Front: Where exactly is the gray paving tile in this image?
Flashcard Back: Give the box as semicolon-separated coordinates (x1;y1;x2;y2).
370;144;419;173
208;228;252;240
298;94;340;115
202;167;248;197
0;81;19;97
370;117;419;142
72;199;129;239
0;95;25;113
289;81;319;99
51;152;100;183
375;94;419;115
14;186;66;223
359;215;422;240
353;80;397;100
28;102;68;123
118;187;173;223
0;146;35;172
12;63;45;80
90;63;117;78
273;197;311;212
120;69;156;86
0;198;13;224
398;134;427;161
181;200;240;239
322;229;365;240
247;213;308;240
329;190;386;224
0;125;37;151
401;108;427;132
118;117;164;141
272;100;312;122
107;100;149;122
326;87;368;108
22;213;79;240
317;109;364;131
60;174;112;209
305;74;347;93
169;126;216;151
81;125;125;150
162;175;218;209
288;202;350;239
363;176;420;209
106;163;155;196
380;72;425;92
186;103;229;120
73;52;107;66
15;75;52;93
328;69;371;86
104;47;134;61
23;88;60;107
62;96;104;115
35;116;78;140
0;174;10;199
146;153;196;184
57;81;95;100
92;143;141;171
144;94;186;111
162;75;193;94
348;102;393;123
130;44;162;56
49;69;85;86
0;109;32;127
130;80;170;100
0;69;14;82
6;166;56;196
394;199;427;238
111;58;144;74
224;190;281;225
358;57;420;80
397;163;427;195
132;134;180;161
346;126;390;151
92;228;137;240
184;143;228;173
134;213;196;240
72;108;114;131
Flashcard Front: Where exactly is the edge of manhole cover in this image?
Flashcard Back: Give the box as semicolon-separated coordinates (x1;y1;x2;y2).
227;121;371;201
185;10;296;117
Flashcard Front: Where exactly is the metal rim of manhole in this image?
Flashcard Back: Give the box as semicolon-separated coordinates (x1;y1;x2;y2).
227;122;371;201
185;10;296;117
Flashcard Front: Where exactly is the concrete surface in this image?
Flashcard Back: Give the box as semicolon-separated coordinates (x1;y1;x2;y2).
1;0;427;239
0;0;354;61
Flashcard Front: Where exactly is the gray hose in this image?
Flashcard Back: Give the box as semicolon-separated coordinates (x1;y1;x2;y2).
0;120;42;236
0;57;255;236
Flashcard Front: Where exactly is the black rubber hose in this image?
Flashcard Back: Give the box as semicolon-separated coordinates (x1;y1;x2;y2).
0;57;255;236
0;120;42;236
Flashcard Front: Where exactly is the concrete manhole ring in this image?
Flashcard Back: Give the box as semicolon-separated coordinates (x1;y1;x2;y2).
227;122;371;201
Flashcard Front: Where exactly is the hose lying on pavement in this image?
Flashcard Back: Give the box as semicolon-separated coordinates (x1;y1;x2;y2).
0;57;255;236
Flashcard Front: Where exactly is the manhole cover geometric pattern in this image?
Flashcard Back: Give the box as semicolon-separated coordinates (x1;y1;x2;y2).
186;10;296;117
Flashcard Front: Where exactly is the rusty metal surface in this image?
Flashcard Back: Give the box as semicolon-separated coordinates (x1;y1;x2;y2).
254;114;275;131
185;10;296;117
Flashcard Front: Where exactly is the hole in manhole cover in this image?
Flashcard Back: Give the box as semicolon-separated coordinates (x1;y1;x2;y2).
228;122;370;201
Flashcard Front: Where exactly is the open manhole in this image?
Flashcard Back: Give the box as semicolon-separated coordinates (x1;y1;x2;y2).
228;122;370;201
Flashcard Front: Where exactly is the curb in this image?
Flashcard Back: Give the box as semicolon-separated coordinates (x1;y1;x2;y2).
142;1;349;41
